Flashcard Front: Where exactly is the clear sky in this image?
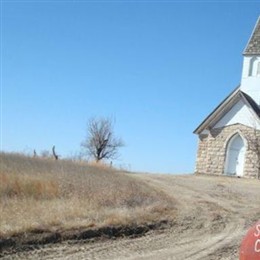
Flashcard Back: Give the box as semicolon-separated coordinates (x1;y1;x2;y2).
1;0;260;173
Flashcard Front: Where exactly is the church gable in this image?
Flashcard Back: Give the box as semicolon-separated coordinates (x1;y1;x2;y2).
213;98;260;129
194;89;260;135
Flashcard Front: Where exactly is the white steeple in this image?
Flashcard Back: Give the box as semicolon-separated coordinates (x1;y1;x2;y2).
240;17;260;106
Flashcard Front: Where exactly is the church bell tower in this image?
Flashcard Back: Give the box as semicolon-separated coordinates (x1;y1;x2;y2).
241;17;260;106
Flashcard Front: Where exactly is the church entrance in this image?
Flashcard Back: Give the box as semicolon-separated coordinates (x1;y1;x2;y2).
224;134;245;177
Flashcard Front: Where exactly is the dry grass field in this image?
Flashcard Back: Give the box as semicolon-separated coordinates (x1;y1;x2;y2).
1;153;260;260
0;153;175;240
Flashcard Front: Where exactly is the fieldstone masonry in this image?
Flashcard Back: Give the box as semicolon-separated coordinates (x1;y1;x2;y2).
195;124;260;178
194;18;260;179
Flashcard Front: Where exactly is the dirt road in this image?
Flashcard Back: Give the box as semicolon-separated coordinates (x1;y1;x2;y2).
2;174;260;260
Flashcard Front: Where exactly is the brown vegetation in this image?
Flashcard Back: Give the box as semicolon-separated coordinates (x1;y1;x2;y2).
0;153;175;239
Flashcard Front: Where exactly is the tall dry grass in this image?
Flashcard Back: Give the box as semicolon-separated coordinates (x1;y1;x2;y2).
0;153;175;238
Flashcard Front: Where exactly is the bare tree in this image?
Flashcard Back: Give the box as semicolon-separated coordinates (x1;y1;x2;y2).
52;145;59;160
81;117;124;162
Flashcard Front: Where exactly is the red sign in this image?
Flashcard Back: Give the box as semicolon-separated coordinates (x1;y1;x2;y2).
240;221;260;260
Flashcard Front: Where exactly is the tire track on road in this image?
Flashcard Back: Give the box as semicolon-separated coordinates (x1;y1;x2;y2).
3;174;259;260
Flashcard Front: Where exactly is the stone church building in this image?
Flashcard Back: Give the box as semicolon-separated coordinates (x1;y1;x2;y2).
194;17;260;178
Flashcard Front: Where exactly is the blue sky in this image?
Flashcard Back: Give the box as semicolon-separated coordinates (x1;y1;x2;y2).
1;1;260;173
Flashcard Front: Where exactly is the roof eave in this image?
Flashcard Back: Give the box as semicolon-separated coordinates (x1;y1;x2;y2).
193;86;240;135
243;52;260;56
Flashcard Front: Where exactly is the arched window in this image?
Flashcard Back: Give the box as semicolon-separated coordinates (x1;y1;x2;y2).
248;57;256;76
257;62;260;76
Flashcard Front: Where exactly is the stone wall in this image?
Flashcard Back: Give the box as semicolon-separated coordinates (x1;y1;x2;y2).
195;124;260;178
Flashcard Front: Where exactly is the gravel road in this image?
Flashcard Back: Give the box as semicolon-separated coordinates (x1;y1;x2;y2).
2;174;260;260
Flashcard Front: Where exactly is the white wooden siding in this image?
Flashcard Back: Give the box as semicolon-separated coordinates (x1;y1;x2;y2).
213;100;260;129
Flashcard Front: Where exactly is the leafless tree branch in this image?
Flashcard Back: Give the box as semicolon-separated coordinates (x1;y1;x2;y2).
81;117;124;162
52;145;59;160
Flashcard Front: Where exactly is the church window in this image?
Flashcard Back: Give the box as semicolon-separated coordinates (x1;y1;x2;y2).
257;62;260;76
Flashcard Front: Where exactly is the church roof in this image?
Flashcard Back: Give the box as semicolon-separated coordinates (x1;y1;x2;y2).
244;17;260;55
242;92;260;117
193;87;260;134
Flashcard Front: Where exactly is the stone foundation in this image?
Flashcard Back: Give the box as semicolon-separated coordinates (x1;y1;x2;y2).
195;124;260;178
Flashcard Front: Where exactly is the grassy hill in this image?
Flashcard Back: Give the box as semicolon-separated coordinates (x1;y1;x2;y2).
0;153;175;240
